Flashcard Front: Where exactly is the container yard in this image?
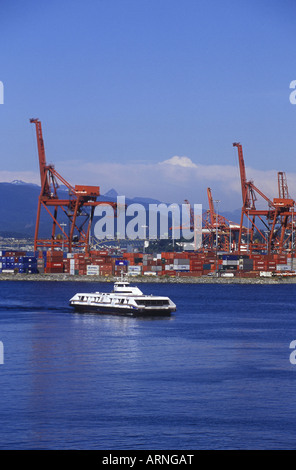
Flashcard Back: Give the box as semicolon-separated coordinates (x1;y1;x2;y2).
0;248;295;280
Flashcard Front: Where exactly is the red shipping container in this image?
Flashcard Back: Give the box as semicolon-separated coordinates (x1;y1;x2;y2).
74;254;85;259
46;262;63;268
173;252;189;259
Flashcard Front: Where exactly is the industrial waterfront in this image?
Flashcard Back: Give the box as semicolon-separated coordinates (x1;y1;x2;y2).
1;272;296;284
1;120;295;282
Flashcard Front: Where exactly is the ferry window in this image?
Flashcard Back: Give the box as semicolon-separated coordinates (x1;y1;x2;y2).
135;299;169;306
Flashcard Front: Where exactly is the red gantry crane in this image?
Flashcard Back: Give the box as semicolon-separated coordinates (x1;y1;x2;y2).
233;142;275;253
30;118;116;253
233;142;296;254
203;188;242;252
183;194;241;252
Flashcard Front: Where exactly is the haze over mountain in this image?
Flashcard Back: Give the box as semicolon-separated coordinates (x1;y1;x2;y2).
0;181;242;238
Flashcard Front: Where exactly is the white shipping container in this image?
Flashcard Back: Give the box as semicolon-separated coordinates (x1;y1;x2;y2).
173;264;190;271
128;266;142;272
223;260;239;266
276;265;290;271
87;265;100;275
165;264;174;271
128;267;142;276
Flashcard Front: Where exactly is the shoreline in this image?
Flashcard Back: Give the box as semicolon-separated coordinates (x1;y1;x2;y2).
1;272;296;284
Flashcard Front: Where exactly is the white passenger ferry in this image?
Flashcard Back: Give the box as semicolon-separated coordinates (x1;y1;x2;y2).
69;280;176;316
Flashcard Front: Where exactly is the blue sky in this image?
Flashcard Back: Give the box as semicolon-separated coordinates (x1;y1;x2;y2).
0;0;296;211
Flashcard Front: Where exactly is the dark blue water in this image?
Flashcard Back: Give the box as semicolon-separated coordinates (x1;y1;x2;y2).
0;280;296;450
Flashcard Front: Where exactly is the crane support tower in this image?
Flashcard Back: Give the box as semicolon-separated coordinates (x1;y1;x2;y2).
30;118;116;253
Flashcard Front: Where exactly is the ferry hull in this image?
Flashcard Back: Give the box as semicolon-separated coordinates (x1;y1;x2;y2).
70;303;174;317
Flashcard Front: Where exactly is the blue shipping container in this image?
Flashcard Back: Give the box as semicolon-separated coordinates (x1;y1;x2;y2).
222;255;239;260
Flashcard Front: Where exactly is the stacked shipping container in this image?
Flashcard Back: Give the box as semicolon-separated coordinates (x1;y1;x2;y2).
0;251;38;273
63;251;114;276
0;249;294;277
45;250;64;273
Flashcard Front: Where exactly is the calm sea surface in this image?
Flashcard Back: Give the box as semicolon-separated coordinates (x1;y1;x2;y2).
0;280;296;450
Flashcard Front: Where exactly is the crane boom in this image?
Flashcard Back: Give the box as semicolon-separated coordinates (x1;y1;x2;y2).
233;142;252;209
278;171;290;200
184;199;195;230
207;188;215;226
30;118;50;195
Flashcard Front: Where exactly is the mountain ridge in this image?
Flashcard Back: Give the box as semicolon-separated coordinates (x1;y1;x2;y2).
0;181;242;238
